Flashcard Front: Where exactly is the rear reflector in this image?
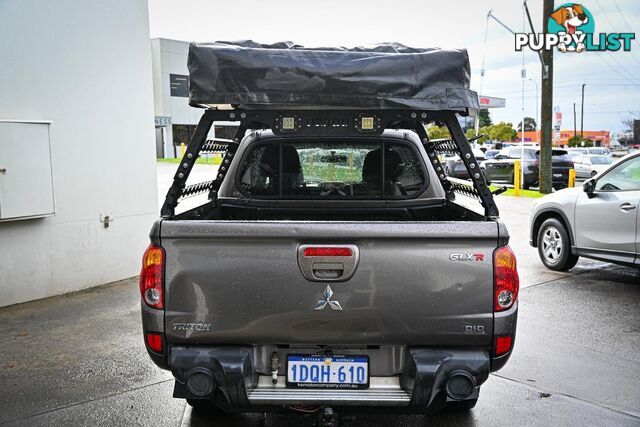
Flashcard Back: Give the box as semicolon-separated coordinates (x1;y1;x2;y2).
145;333;163;353
494;335;513;356
303;247;353;257
493;245;519;312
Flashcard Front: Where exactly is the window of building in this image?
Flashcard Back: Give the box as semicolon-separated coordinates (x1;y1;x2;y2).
172;124;196;147
170;74;189;97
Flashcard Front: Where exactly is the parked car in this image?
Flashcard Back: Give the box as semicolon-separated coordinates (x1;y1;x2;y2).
484;149;500;160
482;147;574;190
587;147;611;157
530;152;640;270
568;147;611;158
566;148;586;161
573;154;613;178
444;148;486;179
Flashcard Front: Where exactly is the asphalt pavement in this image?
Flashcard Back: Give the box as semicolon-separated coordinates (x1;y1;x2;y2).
0;167;638;426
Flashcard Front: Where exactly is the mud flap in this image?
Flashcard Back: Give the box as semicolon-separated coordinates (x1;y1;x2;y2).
170;346;258;408
400;348;490;407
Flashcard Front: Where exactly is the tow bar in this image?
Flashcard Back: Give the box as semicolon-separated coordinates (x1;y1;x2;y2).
317;407;339;427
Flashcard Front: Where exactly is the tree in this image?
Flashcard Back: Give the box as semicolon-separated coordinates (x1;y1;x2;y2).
568;136;594;147
479;109;492;127
465;128;487;144
427;125;450;140
488;122;517;142
621;111;639;132
517;117;537;132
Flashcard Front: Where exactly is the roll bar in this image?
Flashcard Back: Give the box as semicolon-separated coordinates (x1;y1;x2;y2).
160;109;499;219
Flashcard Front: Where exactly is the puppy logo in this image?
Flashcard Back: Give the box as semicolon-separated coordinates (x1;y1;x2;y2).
549;4;590;52
515;3;635;53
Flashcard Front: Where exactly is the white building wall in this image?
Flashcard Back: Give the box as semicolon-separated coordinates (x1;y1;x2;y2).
0;0;158;306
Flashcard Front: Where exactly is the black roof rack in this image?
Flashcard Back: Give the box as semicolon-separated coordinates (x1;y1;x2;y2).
160;108;499;219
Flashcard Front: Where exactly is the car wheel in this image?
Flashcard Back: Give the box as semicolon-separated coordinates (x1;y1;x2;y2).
446;399;478;411
590;170;597;177
537;218;579;271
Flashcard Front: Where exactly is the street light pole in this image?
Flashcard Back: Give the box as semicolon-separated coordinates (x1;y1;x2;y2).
528;78;539;132
573;102;577;142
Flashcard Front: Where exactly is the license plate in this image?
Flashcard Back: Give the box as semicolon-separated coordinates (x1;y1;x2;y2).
286;355;369;389
553;173;562;177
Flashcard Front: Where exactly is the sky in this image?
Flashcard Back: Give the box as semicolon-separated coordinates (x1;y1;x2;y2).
148;0;640;135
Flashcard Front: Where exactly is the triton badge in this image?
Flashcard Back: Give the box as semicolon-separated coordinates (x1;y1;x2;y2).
172;322;212;332
314;285;343;311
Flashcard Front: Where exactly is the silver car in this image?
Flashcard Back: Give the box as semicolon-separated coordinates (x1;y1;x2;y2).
573;154;614;179
530;152;640;270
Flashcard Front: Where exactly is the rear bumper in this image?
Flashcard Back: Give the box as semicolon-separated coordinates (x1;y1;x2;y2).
168;346;492;412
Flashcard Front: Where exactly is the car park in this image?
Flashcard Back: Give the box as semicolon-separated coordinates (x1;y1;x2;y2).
482;147;574;190
530;152;640;270
573;154;613;179
444;148;486;179
484;149;500;160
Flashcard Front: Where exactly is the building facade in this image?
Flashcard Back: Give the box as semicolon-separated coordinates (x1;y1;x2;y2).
517;130;611;147
151;38;236;158
0;0;158;306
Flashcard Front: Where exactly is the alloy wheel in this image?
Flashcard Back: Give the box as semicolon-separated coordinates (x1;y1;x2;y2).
542;226;563;263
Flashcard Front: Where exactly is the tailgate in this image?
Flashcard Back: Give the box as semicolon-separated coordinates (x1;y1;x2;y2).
161;221;500;346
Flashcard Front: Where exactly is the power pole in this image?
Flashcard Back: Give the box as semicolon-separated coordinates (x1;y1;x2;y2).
539;0;554;194
573;102;577;142
580;83;585;139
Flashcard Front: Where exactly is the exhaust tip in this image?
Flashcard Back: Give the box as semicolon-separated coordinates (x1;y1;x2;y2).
186;367;216;397
446;370;476;400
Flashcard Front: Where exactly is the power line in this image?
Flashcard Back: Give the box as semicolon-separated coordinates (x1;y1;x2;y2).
483;82;640;96
591;51;640;85
611;0;635;34
592;0;640;69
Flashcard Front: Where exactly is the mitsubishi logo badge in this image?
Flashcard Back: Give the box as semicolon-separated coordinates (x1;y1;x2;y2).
314;285;342;311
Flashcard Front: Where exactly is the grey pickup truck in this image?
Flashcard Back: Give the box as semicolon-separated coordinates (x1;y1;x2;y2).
140;42;519;418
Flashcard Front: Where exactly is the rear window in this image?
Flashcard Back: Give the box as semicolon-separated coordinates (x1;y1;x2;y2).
238;140;426;198
533;149;571;160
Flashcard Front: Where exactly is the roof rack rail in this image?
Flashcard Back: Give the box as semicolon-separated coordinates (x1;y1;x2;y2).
160;108;498;219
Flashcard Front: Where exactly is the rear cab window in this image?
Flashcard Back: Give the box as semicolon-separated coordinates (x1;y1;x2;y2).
238;139;427;198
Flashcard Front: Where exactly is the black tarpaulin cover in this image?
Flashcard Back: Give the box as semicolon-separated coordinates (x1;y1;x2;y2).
188;41;479;111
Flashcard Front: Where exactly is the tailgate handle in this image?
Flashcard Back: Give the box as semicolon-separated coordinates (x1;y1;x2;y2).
297;244;359;282
312;263;344;280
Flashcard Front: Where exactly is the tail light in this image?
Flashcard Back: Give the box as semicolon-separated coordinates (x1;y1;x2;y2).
303;247;353;257
493;245;519;312
140;243;164;309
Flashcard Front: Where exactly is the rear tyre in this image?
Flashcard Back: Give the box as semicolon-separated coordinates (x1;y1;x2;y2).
537;218;579;271
590;170;597;177
446;399;478;411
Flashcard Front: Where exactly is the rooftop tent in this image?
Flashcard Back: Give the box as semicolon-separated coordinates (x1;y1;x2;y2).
187;41;479;112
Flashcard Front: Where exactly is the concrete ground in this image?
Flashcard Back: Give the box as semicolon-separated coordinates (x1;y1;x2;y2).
0;166;638;426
